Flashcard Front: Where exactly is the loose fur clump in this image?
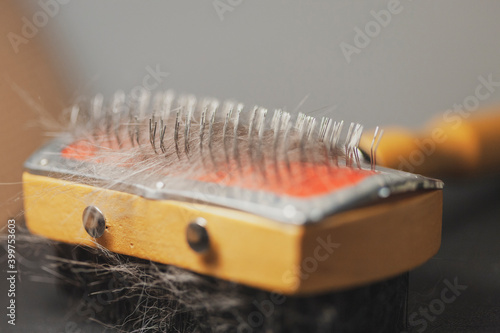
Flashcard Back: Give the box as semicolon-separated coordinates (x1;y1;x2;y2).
51;241;407;333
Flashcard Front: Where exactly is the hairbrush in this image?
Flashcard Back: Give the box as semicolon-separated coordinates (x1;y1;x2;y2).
22;90;443;332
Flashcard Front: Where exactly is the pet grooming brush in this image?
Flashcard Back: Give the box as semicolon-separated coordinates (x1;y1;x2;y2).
22;90;443;332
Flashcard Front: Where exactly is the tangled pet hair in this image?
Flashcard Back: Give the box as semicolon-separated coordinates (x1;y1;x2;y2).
51;240;408;333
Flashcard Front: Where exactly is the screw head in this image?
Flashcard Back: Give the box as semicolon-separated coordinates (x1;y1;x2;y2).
82;206;106;238
186;218;209;253
378;187;391;198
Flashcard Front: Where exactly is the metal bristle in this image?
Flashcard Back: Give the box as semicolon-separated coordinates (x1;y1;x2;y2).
72;90;374;178
208;100;219;170
199;104;208;166
247;106;259;171
256;107;268;179
174;107;181;159
184;96;196;158
222;102;235;166
371;127;384;171
329;120;344;166
232;103;243;173
149;117;158;154
272;109;283;179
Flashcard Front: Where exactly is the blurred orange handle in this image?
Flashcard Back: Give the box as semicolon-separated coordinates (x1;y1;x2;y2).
360;107;500;178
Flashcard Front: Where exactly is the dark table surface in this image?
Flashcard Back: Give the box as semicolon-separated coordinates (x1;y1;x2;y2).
1;175;499;333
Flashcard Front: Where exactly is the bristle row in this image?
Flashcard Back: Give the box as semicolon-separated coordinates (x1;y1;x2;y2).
67;90;381;180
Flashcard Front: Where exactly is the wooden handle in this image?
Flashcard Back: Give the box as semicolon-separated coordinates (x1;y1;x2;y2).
360;107;500;178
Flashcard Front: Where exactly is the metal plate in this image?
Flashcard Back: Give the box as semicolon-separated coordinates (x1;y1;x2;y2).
24;137;443;225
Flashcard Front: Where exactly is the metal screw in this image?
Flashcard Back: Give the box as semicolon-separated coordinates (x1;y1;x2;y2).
83;206;106;238
378;187;391;198
186;218;210;253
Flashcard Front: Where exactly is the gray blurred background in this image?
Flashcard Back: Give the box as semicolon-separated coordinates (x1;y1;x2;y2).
25;0;500;129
